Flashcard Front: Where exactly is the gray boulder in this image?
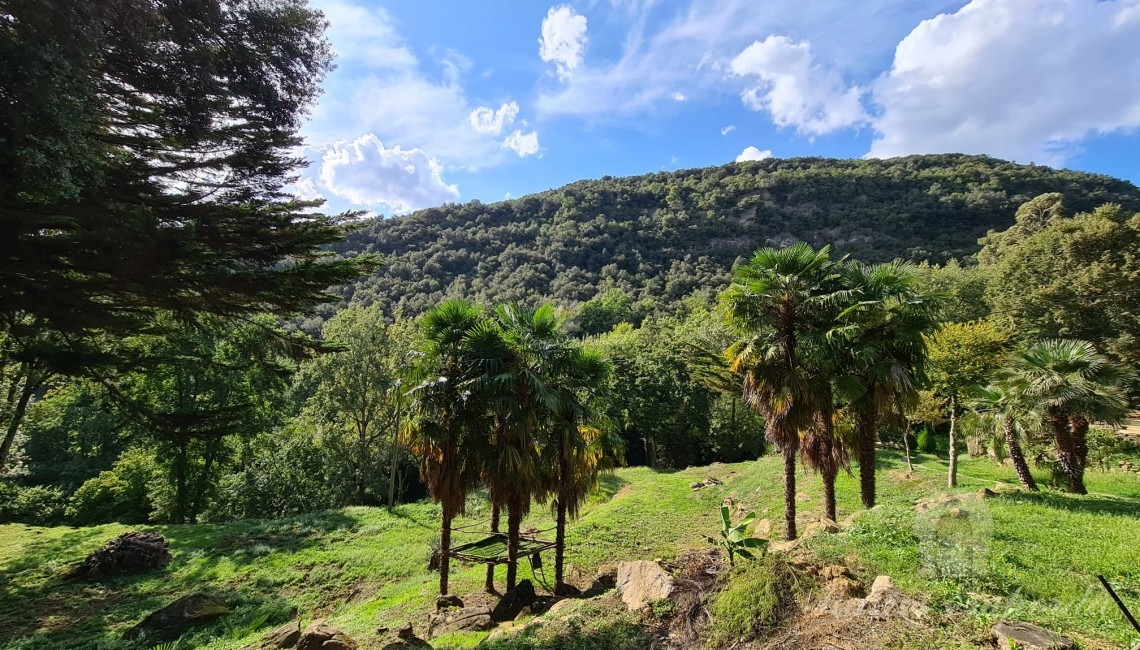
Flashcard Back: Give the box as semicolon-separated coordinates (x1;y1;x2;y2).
427;606;493;637
122;593;229;643
616;560;674;610
296;619;357;650
492;580;538;622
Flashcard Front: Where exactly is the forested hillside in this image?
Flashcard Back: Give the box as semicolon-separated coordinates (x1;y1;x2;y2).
325;154;1140;321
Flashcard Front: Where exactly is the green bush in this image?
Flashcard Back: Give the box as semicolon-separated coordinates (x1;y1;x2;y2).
917;427;937;454
66;448;160;525
0;483;69;525
1086;426;1140;471
707;554;801;646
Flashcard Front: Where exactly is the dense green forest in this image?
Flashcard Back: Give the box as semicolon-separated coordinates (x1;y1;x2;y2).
315;155;1140;327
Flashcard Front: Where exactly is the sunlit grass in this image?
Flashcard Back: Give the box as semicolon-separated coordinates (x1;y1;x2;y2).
1;451;1137;649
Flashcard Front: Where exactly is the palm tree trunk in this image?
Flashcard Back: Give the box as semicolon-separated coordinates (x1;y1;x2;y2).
947;394;959;488
782;443;797;541
485;503;499;593
822;466;837;522
1049;409;1086;494
554;435;570;591
440;508;454;595
555;495;568;589
1070;416;1090;470
1004;415;1037;491
857;408;877;508
505;499;522;590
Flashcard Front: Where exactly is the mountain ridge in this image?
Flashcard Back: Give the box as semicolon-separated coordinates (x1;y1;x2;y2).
316;154;1140;326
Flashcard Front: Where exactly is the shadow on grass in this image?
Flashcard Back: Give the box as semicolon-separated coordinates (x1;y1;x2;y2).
0;510;362;648
1000;491;1140;519
595;474;629;500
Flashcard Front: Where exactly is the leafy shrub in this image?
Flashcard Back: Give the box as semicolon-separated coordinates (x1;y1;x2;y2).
0;483;69;525
917;427;937;454
1086;426;1140;471
707;554;801;646
67;449;161;525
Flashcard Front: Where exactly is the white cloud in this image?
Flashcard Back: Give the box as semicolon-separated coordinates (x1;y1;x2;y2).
302;0;534;177
535;0;957;119
731;35;867;136
869;0;1140;164
469;101;520;135
671;91;687;102
539;5;589;80
292;177;323;202
720;124;736;136
502;130;542;157
735;146;772;162
318;134;459;214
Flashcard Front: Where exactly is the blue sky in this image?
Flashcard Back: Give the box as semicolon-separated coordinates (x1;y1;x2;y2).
294;0;1140;216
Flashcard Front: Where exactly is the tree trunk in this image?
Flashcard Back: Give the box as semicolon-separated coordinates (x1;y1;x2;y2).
388;397;401;510
782;443;797;541
505;499;522;590
1070;416;1090;471
822;467;837;522
1004;416;1037;491
554;434;571;591
439;508;453;595
555;495;568;589
485;503;500;593
0;380;35;474
173;441;189;525
857;408;877;508
1049;409;1086;494
947;394;959;488
902;424;915;472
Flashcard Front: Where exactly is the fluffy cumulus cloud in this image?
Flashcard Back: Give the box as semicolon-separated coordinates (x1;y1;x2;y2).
469;101;520;135
292;177;323;202
539;5;588;80
534;0;952;119
735;146;772;162
502;130;542;157
302;0;544;199
671;91;687;102
318;134;459;214
731;35;867;136
869;0;1140;164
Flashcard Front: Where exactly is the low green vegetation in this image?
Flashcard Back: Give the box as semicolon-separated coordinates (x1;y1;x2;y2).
2;453;1137;649
706;554;802;645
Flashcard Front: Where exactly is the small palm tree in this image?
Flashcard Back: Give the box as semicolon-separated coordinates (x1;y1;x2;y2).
965;383;1039;490
835;260;938;508
404;300;490;595
723;243;844;540
998;339;1130;494
542;345;621;592
476;304;565;590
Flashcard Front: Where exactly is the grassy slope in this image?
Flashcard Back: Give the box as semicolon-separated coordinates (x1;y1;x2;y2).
1;453;1138;650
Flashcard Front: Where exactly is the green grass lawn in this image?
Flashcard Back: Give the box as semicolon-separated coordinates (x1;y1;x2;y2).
1;452;1138;649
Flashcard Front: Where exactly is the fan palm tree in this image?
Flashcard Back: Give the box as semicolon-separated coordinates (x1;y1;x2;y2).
542;345;621;592
723;243;844;541
835;261;938;508
404;300;490;595
965;383;1039;490
998;339;1129;494
476;303;566;590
